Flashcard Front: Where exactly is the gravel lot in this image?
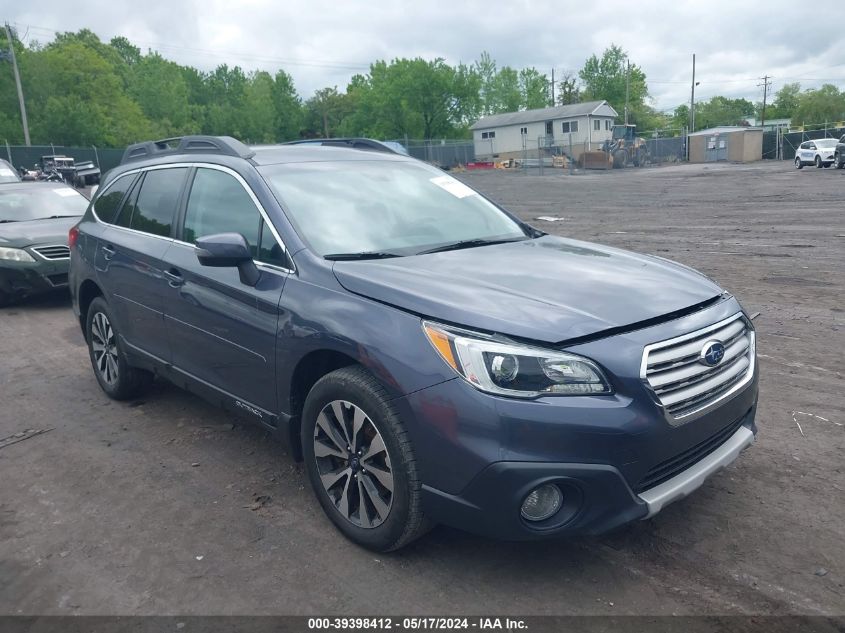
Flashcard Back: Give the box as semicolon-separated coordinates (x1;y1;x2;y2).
1;161;842;617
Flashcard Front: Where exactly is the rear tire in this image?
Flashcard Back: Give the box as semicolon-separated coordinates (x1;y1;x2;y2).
85;297;152;400
301;365;431;552
835;153;843;169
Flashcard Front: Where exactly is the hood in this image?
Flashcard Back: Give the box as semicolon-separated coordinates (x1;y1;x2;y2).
0;217;78;249
333;235;724;344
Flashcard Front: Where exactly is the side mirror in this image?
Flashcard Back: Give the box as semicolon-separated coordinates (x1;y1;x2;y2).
195;233;260;286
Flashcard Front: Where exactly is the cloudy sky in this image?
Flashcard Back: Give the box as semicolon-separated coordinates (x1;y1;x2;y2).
7;0;844;112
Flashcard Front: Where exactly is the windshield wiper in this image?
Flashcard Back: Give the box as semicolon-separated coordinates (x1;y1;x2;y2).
416;236;528;256
46;215;80;219
324;251;403;261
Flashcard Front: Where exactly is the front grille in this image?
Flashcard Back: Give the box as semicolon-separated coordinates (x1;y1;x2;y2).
33;245;70;260
636;415;746;492
642;313;754;421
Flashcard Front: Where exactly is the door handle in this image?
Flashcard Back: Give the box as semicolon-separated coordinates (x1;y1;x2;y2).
164;268;184;287
102;244;115;261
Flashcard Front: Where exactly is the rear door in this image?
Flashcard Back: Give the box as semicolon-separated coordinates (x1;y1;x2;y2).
100;166;189;362
161;165;290;415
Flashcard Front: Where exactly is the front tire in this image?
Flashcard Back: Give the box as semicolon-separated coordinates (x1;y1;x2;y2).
301;366;430;552
86;297;152;400
795;157;803;169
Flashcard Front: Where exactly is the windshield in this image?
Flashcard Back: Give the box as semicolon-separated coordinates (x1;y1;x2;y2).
0;186;88;222
0;162;20;184
815;139;838;148
259;160;528;257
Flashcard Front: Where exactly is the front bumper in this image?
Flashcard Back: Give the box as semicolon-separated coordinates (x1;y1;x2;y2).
0;259;70;299
420;406;756;540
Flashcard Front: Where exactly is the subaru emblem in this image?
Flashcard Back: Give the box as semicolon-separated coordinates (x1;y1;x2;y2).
700;341;726;366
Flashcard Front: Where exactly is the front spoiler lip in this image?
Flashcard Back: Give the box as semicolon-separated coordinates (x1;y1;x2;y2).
638;424;755;518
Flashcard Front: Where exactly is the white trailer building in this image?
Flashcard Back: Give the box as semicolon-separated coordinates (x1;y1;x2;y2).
471;100;619;161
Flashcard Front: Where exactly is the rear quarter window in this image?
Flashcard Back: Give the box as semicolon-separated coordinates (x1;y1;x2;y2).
94;174;137;224
126;168;188;238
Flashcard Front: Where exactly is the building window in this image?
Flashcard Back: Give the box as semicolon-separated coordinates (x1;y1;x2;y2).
520;127;527;135
571;121;578;133
594;119;601;131
545;121;553;135
561;121;570;133
605;120;611;130
481;131;496;139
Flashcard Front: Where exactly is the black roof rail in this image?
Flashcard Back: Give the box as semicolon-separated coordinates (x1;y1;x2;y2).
120;135;255;165
284;138;399;154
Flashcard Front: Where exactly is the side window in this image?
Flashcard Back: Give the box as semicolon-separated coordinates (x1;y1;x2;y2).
183;168;262;258
808;143;817;150
94;174;136;224
125;168;187;237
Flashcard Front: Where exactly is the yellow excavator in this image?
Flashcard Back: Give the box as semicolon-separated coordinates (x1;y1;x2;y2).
582;124;649;169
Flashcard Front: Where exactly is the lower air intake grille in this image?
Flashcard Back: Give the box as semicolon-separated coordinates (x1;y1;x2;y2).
636;415;747;493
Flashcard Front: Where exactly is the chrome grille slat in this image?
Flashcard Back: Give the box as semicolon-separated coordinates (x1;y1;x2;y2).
650;336;750;390
642;313;755;422
33;245;70;260
647;319;745;368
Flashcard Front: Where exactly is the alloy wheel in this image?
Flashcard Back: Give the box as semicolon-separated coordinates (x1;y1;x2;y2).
312;400;394;528
91;311;119;386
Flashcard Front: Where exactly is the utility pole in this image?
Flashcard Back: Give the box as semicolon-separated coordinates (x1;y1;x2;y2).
624;60;630;125
550;68;555;105
758;75;772;130
689;54;696;134
3;23;30;146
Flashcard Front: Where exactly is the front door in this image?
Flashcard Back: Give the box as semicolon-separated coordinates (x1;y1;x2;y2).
161;166;289;415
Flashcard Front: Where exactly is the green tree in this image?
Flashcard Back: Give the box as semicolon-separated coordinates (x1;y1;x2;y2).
343;58;480;139
272;70;303;140
693;96;755;130
519;68;550;109
762;82;801;120
579;44;648;122
792;84;845;126
126;53;194;136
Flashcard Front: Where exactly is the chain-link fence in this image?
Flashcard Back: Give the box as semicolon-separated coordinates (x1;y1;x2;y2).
4;143;124;174
763;127;845;160
387;139;475;168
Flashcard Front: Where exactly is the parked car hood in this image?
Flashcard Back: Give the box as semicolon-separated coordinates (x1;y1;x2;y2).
0;217;78;248
332;235;724;344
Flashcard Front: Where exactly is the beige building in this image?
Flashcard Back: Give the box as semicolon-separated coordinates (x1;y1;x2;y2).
471;101;619;161
688;127;763;163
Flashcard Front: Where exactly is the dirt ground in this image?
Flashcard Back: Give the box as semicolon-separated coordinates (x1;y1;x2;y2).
0;161;842;617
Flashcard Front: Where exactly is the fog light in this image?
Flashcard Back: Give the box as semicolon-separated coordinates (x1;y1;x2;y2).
520;484;563;522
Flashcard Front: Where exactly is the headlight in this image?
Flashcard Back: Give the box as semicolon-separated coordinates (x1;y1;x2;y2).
422;321;612;398
0;247;35;262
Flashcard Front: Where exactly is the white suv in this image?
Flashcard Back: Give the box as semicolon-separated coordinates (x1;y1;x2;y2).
794;138;837;169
